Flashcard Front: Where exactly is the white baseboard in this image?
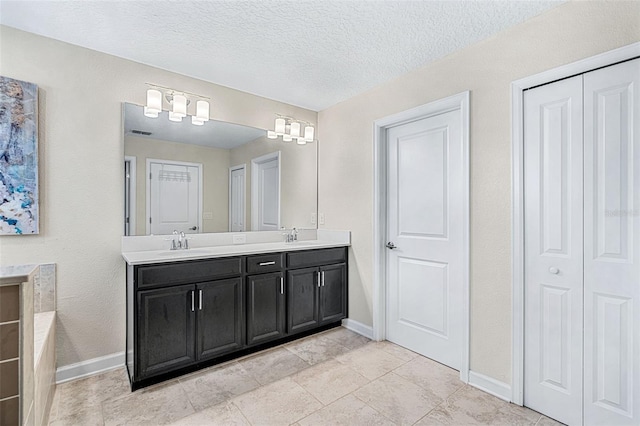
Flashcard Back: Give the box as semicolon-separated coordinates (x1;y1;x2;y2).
341;318;374;339
56;352;124;384
468;370;511;402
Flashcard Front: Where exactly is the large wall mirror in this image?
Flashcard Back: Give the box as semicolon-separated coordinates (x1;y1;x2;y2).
123;103;318;236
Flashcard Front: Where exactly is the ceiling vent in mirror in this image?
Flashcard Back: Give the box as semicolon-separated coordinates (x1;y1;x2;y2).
144;83;210;126
131;129;152;136
268;114;315;145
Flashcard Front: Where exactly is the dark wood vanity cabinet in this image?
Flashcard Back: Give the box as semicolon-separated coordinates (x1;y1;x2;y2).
137;285;196;378
286;248;348;335
319;263;348;324
130;257;244;385
135;276;244;381
287;267;320;334
197;278;244;360
246;272;286;346
127;247;347;390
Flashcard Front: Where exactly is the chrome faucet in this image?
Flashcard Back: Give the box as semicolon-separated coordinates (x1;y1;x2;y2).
170;230;189;250
180;231;189;249
282;227;298;243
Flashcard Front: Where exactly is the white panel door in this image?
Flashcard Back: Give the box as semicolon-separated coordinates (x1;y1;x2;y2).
229;166;245;232
524;75;584;426
251;153;280;231
583;58;639;426
148;160;201;235
386;108;464;369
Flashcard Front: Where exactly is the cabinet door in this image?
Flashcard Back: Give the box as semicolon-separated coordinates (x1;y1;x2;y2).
246;272;286;346
319;263;347;324
287;267;319;334
137;285;196;379
196;278;244;361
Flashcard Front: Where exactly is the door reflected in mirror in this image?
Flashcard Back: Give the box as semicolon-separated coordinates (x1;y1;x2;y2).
123;103;317;235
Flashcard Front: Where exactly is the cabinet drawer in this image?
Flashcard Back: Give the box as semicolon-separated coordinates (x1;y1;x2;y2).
136;257;242;289
287;247;347;269
246;253;283;274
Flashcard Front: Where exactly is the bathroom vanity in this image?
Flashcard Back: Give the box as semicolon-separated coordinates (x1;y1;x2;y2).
122;233;349;390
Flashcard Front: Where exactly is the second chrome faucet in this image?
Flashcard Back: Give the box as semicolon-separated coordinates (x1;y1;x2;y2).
171;230;189;250
282;227;298;243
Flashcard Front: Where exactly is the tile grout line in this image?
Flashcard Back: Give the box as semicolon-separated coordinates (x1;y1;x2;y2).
290;380;327;424
231;399;254;426
176;378;198;421
412;382;476;425
350;387;400;425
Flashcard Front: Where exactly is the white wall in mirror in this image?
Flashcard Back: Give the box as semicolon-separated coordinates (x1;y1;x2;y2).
123;103;317;235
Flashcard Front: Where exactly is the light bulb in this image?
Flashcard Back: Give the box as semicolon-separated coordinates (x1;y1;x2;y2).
143;107;158;118
168;111;183;122
274;118;286;134
146;89;162;113
304;125;314;141
290;122;300;138
172;93;187;117
283;134;292;142
191;116;204;126
267;131;277;139
196;100;209;122
297;138;307;145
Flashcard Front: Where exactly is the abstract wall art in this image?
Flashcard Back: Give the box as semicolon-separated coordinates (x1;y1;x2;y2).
0;76;39;235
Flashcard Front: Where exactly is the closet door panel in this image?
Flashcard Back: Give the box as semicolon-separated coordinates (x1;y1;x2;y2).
583;58;640;426
523;75;584;426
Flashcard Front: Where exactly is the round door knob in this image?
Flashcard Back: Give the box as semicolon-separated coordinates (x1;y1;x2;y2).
189;226;197;231
386;242;396;249
549;267;559;275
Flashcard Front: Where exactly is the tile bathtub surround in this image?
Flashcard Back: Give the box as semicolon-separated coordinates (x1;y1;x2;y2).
33;263;56;314
1;265;38;426
0;359;19;399
0;397;20;426
0;284;21;426
0;321;19;360
34;311;57;426
0;285;20;322
49;327;564;426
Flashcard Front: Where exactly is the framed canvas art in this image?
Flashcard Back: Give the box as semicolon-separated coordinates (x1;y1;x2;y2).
0;76;39;234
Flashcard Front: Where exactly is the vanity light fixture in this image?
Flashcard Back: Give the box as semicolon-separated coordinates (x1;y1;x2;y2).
268;114;316;145
144;83;210;126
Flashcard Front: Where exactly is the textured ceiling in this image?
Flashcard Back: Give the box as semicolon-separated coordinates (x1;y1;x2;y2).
0;1;563;111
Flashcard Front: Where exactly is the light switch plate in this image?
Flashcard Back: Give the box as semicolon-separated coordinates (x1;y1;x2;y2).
203;212;213;220
311;213;317;224
319;213;325;225
232;234;246;244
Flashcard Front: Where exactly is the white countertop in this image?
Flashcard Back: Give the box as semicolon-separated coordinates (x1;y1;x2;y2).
122;239;349;265
0;264;39;286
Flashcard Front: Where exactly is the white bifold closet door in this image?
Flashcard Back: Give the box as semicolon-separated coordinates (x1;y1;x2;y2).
524;58;639;426
524;74;584;426
582;59;639;426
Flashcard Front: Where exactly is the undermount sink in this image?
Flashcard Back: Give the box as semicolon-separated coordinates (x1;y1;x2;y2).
156;249;212;256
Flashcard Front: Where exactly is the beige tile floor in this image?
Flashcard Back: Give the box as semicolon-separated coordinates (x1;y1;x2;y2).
48;327;563;425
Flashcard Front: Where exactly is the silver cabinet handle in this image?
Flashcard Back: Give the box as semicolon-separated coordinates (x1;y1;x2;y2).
280;277;284;294
321;271;325;287
199;289;203;310
191;290;195;312
317;271;321;287
259;261;276;266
